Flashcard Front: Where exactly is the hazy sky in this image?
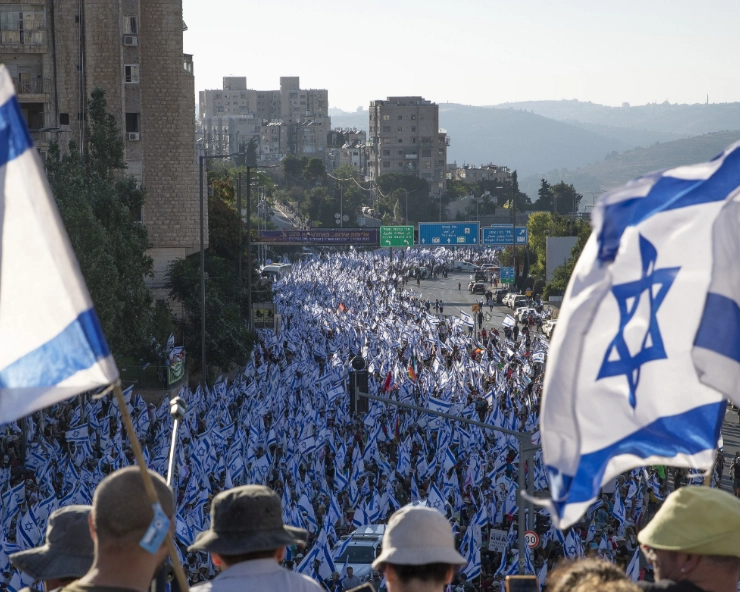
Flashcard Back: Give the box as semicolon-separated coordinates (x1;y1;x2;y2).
182;0;740;111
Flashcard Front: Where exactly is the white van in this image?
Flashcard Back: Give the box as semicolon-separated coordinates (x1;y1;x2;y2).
332;524;385;581
261;263;292;282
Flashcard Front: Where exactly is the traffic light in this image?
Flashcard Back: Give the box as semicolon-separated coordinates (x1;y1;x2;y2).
348;370;369;415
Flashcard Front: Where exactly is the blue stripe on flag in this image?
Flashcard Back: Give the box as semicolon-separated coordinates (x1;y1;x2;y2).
0;309;111;388
598;146;740;263
694;292;740;364
547;400;725;511
0;95;33;165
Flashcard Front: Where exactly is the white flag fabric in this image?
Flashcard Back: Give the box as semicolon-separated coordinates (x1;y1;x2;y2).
0;66;118;423
537;142;740;528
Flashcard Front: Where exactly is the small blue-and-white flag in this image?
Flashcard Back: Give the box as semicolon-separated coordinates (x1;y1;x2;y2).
0;67;118;424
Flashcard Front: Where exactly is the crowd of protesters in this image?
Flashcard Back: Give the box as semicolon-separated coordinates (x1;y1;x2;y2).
0;248;735;592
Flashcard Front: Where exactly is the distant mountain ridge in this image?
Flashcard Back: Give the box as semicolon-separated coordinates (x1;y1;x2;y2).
518;130;740;203
490;99;740;137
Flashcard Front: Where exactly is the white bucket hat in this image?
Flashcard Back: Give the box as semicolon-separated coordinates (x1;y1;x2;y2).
372;506;466;568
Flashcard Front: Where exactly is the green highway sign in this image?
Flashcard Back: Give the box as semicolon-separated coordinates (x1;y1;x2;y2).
380;225;414;247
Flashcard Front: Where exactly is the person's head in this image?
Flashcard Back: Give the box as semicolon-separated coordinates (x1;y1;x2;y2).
188;485;306;570
10;505;94;592
372;506;466;592
547;558;632;592
91;467;173;559
638;486;740;592
346;566;354;577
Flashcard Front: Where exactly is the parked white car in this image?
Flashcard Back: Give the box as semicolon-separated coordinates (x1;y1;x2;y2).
453;261;480;272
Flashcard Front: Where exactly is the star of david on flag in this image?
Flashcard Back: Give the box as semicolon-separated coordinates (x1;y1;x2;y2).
534;141;740;529
597;234;679;408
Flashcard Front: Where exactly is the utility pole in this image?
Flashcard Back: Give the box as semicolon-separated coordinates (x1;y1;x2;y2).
199;153;206;384
512;180;517;290
237;172;242;284
246;166;252;332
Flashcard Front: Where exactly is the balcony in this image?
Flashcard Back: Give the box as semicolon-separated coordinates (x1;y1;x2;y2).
0;28;46;46
404;153;417;159
12;76;48;96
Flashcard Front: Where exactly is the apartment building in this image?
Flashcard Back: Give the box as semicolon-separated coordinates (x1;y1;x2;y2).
1;0;202;293
199;76;331;161
454;163;511;183
367;96;448;194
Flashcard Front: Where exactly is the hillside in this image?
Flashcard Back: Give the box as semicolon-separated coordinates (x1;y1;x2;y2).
492;100;740;137
519;130;740;202
331;104;629;177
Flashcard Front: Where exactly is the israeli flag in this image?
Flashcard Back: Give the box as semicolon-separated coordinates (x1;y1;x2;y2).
0;67;118;424
537;143;740;528
65;424;89;443
460;311;474;328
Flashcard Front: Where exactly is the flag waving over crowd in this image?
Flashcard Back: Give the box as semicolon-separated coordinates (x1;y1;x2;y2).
539;141;740;528
0;66;118;424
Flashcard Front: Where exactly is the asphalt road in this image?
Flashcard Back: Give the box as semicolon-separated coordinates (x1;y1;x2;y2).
409;271;515;329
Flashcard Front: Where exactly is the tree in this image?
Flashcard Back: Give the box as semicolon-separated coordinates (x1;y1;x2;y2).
551;181;583;215
303;158;326;185
534;179;554;212
281;154;306;187
45;88;157;359
165;174;264;377
237;136;259;168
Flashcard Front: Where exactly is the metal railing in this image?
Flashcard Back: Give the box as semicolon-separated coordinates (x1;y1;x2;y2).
12;76;47;95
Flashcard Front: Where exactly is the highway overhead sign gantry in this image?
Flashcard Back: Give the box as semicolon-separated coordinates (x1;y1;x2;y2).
380;225;414;247
418;222;479;246
482;225;528;245
500;266;515;284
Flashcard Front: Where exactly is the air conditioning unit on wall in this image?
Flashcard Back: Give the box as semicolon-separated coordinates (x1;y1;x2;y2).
127;132;140;141
123;35;138;46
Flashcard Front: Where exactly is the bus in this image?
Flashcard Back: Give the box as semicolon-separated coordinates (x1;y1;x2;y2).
261;263;292;282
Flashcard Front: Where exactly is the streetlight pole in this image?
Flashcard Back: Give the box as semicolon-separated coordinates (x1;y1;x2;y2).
512;180;517;290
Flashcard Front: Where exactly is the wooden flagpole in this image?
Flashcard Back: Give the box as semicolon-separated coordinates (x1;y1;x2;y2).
113;382;190;592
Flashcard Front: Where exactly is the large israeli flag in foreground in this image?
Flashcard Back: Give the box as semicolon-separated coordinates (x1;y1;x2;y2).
0;66;118;423
537;142;740;528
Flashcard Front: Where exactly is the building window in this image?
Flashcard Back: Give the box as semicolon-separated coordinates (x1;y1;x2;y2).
437;160;445;166
383;126;390;133
411;138;416;143
411;114;416;120
398;151;403;155
422;149;431;157
422;161;431;169
397;138;402;143
438;148;444;156
124;15;138;34
0;6;46;45
383;150;390;156
124;64;139;83
382;114;390;121
422;173;432;178
398;162;403;168
383;161;390;168
59;113;69;126
398;115;402;120
125;113;140;133
397;126;402;132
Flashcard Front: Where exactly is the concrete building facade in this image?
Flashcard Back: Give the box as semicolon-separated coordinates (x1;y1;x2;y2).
199;75;331;162
368;96;448;194
1;0;202;293
454;163;511;184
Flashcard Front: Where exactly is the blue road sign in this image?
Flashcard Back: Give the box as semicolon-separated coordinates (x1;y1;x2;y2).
418;222;480;246
482;225;528;245
500;266;515;284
